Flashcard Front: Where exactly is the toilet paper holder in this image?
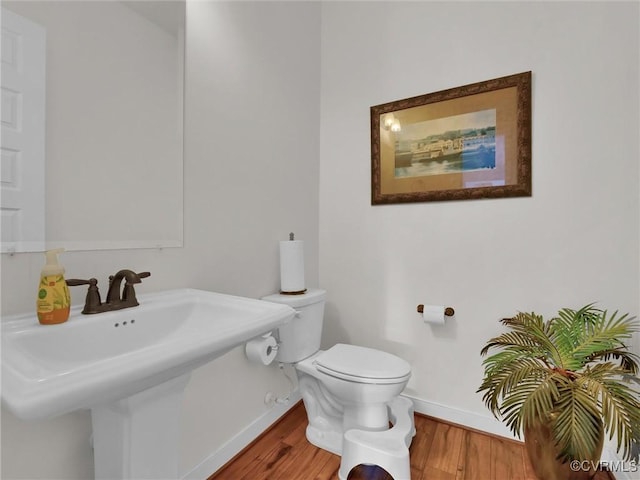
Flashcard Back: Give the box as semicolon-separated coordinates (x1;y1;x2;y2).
244;334;280;365
417;305;455;317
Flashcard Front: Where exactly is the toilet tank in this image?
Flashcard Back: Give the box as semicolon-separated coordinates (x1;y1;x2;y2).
261;289;326;363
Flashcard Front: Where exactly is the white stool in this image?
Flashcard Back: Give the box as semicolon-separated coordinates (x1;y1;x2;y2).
338;396;416;480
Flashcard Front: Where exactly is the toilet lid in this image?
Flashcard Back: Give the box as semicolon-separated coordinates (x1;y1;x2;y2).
314;344;411;384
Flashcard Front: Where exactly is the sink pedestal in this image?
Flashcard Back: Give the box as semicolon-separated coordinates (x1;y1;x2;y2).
91;374;191;480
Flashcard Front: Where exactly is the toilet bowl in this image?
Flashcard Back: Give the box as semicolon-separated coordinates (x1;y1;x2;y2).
298;344;411;434
261;289;416;472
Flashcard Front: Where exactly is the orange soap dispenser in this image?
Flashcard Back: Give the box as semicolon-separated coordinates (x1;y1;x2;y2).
37;248;71;325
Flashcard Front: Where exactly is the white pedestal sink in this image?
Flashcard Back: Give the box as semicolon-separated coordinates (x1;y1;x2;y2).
91;374;191;480
2;288;296;480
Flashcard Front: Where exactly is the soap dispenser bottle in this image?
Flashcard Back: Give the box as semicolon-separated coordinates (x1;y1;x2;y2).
37;248;71;325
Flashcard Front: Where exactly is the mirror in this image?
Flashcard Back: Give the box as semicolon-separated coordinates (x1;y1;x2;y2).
1;0;184;253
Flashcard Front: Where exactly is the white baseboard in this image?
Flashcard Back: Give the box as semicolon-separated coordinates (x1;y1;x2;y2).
182;390;302;480
404;394;518;441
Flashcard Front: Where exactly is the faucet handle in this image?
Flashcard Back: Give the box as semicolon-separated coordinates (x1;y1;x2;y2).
66;278;102;314
121;272;150;306
66;278;95;287
118;271;151;285
123;271;150;286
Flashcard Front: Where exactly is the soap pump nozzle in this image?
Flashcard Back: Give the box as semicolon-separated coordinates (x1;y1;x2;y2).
43;248;65;275
289;232;295;241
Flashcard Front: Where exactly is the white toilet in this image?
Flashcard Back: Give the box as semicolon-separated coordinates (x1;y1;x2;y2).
262;289;416;479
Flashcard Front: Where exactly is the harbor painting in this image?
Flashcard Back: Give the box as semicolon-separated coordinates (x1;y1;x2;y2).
394;109;496;178
371;71;532;204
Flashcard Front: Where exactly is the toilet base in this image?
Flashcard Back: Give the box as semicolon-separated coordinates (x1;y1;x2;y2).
298;375;400;456
299;373;345;455
339;396;416;480
306;423;344;456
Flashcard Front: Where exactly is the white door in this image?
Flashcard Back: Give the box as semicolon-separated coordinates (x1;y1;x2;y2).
1;7;46;253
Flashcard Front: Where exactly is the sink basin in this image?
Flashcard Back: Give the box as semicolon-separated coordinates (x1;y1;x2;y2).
2;288;295;420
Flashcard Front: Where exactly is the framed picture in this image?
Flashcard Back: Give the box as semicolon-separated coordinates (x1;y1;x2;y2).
371;71;532;204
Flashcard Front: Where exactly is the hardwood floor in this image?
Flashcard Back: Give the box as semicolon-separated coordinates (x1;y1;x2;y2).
208;401;615;480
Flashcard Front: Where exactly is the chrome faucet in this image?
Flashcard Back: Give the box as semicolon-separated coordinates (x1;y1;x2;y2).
67;270;150;314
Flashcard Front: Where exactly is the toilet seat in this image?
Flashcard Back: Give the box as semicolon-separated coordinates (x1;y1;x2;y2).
314;344;411;385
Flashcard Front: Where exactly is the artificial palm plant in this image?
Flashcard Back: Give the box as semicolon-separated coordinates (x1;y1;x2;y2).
477;304;640;478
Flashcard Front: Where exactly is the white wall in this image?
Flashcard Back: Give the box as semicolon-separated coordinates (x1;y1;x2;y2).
0;1;320;479
319;0;639;432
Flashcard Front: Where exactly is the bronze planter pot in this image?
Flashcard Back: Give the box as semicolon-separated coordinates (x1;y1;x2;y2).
524;417;604;480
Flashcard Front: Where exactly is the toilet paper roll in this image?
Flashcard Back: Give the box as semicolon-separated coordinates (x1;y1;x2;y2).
245;335;278;365
421;304;447;325
279;240;305;293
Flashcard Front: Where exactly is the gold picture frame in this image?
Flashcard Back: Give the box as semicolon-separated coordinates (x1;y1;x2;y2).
371;72;532;204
